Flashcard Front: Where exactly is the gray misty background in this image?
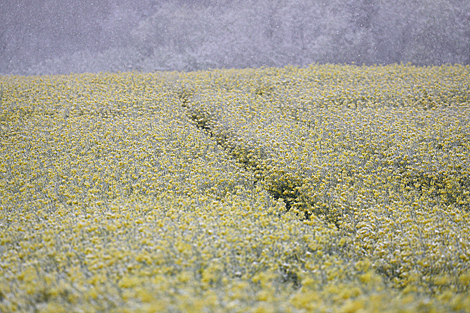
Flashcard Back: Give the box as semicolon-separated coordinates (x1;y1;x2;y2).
1;0;469;75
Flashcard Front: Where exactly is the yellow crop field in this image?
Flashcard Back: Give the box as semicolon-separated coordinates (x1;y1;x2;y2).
1;64;469;312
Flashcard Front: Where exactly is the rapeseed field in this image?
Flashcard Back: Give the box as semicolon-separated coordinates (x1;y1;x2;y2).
1;64;469;312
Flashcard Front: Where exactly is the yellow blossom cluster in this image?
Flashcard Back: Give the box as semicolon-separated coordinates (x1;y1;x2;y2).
1;65;469;312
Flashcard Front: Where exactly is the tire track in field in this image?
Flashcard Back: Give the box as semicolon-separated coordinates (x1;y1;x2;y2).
178;89;321;223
